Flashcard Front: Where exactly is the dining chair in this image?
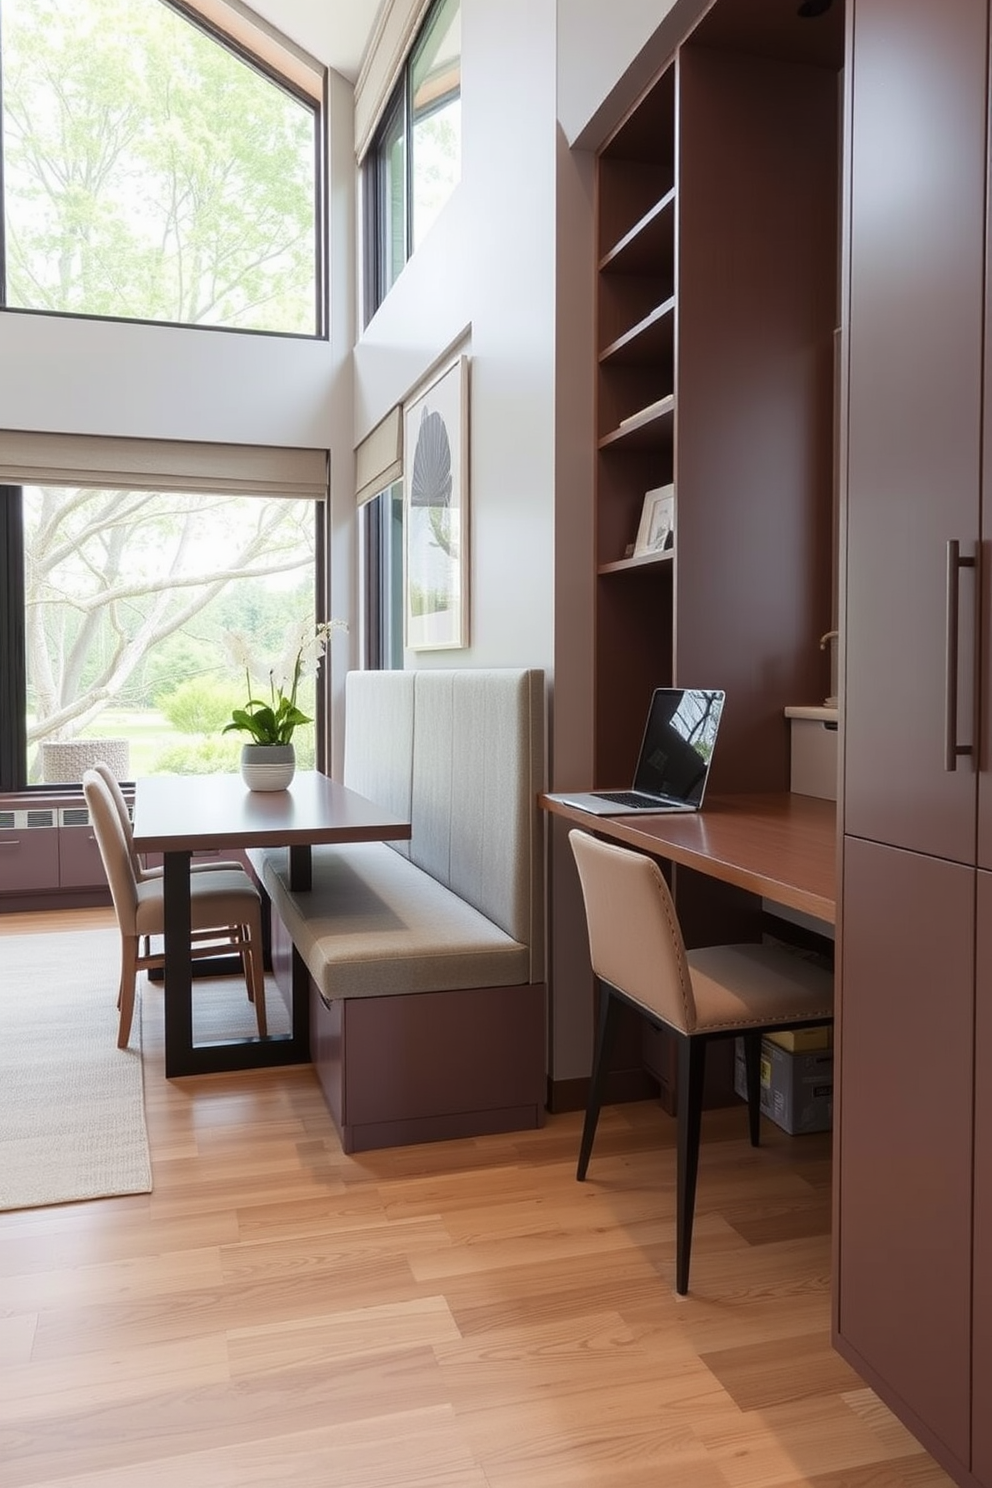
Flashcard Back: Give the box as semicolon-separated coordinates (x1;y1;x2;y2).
568;827;834;1295
82;769;267;1049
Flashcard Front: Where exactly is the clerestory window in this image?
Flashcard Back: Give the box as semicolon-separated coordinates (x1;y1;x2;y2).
363;0;461;322
0;0;325;336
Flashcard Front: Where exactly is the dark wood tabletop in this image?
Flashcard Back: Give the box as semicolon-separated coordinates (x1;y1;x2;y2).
540;790;836;924
132;769;412;855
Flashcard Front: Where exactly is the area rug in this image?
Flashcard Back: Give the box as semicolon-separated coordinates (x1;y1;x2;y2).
0;927;153;1211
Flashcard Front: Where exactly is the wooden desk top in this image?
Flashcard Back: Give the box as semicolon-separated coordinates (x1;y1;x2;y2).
133;770;412;854
540;790;836;924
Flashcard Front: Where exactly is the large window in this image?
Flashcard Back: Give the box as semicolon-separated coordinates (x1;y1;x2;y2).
0;0;324;335
1;483;325;789
364;0;460;321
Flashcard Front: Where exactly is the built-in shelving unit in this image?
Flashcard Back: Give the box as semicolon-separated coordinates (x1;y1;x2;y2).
588;0;842;1101
594;62;678;781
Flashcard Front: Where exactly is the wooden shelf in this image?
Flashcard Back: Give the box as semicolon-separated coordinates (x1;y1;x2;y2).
600;189;676;276
598;549;674;576
600;393;675;450
600;297;675;366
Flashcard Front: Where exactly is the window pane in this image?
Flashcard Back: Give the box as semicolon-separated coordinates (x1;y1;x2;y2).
23;487;317;782
383;482;404;667
410;0;461;252
0;0;319;333
380;94;408;297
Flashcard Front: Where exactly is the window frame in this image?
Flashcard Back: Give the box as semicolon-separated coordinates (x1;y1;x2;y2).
0;0;328;340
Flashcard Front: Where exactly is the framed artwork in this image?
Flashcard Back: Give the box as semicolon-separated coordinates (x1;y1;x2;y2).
403;356;470;650
633;483;675;558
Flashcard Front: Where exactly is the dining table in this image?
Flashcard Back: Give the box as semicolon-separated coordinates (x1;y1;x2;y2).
131;770;412;1078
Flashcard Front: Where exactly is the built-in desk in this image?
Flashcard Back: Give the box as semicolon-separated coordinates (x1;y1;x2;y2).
539;791;836;925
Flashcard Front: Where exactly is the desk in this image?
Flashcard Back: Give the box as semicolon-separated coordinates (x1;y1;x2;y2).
133;771;412;1078
540;791;836;925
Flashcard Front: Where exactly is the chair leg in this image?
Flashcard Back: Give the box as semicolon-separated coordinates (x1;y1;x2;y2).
742;1030;763;1148
117;936;139;1049
577;981;623;1181
675;1034;707;1296
239;926;255;1001
244;934;267;1037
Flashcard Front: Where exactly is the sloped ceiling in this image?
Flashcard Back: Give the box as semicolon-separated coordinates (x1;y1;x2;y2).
246;0;384;81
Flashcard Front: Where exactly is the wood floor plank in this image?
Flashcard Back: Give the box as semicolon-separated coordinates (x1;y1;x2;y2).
699;1330;864;1411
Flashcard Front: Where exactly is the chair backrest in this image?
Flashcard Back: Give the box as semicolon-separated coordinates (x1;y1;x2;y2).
91;759;143;879
82;769;141;936
569;827;696;1035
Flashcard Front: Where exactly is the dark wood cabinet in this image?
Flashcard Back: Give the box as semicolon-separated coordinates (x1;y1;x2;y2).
57;820;107;888
838;837;973;1470
843;0;986;864
0;824;59;893
975;871;992;1484
839;3;992;1483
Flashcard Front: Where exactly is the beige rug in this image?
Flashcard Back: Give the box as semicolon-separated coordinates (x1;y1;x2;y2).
0;927;152;1211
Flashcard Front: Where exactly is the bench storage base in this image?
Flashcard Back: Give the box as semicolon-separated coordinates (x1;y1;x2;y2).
308;973;547;1154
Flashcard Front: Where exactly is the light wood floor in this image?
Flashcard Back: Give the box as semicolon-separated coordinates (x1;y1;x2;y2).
1;909;954;1488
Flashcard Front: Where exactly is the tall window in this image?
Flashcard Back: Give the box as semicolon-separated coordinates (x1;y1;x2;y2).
364;0;460;321
360;484;404;670
1;484;324;789
0;0;324;335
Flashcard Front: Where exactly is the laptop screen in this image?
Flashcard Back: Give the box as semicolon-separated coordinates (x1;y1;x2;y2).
632;688;726;805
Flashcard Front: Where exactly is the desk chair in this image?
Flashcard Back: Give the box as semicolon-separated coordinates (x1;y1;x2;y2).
568;827;833;1295
83;770;267;1050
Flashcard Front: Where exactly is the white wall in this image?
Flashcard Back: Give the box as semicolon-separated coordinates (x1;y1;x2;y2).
354;0;558;676
557;0;715;148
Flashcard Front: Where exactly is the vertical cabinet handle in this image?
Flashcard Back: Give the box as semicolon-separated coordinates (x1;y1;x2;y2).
945;538;977;771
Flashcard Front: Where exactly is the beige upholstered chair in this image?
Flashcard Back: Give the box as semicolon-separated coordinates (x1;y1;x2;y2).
83;770;267;1050
568;828;834;1294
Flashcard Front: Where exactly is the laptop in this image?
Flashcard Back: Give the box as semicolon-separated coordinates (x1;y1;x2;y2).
547;687;726;816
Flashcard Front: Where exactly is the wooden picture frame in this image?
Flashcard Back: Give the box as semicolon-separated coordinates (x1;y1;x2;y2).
633;484;675;558
403;356;470;650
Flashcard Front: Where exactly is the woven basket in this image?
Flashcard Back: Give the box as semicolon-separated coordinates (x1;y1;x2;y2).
40;738;131;784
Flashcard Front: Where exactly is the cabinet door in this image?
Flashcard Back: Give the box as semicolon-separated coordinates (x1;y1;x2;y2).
975;869;992;1483
58;824;108;888
0;827;59;892
837;836;973;1468
844;0;986;861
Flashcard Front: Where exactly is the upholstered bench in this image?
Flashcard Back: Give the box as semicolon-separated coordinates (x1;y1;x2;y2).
252;667;547;1153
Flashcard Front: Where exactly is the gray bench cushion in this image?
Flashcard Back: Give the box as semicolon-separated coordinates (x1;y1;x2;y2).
257;844;530;1001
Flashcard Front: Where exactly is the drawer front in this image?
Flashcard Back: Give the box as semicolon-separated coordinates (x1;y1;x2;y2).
0;828;60;892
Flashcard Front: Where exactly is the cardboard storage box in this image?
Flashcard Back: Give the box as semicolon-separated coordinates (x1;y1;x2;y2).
733;1035;833;1135
764;1023;832;1054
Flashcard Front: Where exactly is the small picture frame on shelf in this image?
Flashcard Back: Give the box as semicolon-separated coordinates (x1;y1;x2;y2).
633;484;675;557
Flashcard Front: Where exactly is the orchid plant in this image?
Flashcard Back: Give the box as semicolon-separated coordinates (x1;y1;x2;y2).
222;618;346;747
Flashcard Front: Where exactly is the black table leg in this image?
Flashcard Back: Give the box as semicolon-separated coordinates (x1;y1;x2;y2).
162;842;312;1077
163;849;193;1077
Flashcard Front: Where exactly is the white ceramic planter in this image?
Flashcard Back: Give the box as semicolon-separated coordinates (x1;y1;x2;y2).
240;743;295;791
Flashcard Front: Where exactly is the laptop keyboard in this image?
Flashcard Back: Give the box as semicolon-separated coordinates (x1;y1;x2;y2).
595;790;666;807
